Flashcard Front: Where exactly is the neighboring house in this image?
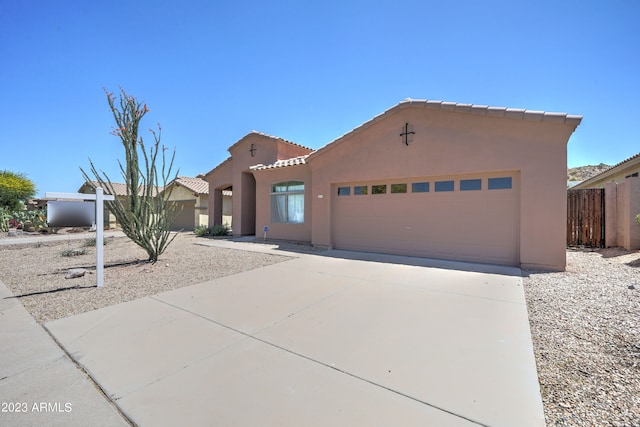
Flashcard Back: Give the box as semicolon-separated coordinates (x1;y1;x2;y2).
160;176;219;231
204;99;582;270
571;152;640;250
572;152;640;189
78;181;163;229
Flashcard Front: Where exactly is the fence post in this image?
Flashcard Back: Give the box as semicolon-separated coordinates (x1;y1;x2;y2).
96;188;105;287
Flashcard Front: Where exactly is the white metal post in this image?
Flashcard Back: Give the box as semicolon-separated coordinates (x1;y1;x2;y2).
96;188;104;287
45;190;114;288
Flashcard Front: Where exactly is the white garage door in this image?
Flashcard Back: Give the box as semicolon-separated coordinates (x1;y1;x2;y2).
332;173;519;265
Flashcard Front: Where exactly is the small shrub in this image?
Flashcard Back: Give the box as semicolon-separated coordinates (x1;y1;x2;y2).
61;248;88;257
194;225;209;237
194;224;230;237
209;224;230;236
83;236;109;247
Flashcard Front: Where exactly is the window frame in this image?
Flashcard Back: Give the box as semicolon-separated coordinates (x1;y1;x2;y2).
435;180;455;192
354;185;368;196
372;184;387;195
270;181;305;224
337;186;351;196
390;183;407;194
460;179;482;191
411;182;430;193
488;177;513;190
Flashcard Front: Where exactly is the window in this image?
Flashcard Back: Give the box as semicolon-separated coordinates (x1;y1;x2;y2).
412;182;430;193
435;180;455;192
460;179;482;191
391;183;407;194
354;185;368;195
337;187;350;196
271;181;304;223
372;184;387;194
488;177;512;190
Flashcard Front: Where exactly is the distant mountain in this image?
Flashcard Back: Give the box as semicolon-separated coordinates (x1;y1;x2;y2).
567;163;611;183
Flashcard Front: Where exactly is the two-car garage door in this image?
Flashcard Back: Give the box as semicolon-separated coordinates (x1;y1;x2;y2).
332;173;519;266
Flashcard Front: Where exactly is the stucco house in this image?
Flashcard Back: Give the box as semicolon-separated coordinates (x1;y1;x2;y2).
572;152;640;250
78;181;163;229
573;152;640;189
160;176;211;231
204;99;582;270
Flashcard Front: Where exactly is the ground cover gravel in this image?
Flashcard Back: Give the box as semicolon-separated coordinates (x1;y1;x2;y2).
0;232;292;324
1;231;639;425
523;248;640;426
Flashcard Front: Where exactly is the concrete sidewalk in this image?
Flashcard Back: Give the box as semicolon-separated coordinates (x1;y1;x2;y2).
44;246;545;426
0;279;129;427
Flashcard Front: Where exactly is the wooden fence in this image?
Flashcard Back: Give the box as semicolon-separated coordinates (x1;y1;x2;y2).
567;188;605;247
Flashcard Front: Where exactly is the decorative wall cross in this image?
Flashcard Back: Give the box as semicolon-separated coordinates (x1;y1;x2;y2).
249;143;257;157
400;123;415;146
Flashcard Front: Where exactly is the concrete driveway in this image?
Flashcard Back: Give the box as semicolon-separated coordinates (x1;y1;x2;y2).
45;246;544;426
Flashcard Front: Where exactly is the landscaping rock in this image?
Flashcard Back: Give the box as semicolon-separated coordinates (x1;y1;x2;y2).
65;269;88;279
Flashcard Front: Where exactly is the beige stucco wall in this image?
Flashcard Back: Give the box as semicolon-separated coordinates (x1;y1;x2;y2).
164;185;208;230
205;133;312;235
306;105;578;270
253;165;312;242
605;178;640;250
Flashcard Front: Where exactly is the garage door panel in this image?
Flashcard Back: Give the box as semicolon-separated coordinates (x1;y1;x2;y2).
332;175;519;265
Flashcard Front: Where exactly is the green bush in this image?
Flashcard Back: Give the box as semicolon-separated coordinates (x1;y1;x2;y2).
12;209;46;230
635;213;640;226
194;224;230;237
209;224;230;236
194;225;209;237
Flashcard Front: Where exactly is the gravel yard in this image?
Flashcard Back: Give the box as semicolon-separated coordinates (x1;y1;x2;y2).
0;232;293;324
1;231;639;426
524;248;640;426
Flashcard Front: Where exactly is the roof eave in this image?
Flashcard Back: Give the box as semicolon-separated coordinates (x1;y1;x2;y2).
306;99;583;163
574;152;640;188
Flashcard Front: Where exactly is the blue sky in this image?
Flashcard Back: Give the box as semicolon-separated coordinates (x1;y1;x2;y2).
1;0;638;197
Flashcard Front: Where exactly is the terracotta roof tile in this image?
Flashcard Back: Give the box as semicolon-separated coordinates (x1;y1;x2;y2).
250;155;309;171
306;98;583;162
575;151;640;187
228;131;313;152
81;181;162;196
173;176;209;195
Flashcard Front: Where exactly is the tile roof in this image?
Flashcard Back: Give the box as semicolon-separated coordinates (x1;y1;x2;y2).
228;131;313;153
250;155;309;171
306;98;583;162
605;151;640;171
173;176;209;195
80;181;163;196
574;151;640;188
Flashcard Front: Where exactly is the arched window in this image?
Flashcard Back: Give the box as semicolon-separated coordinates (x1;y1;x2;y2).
270;181;304;224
